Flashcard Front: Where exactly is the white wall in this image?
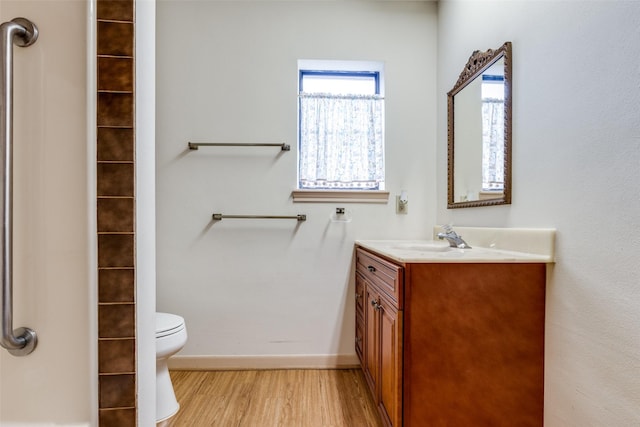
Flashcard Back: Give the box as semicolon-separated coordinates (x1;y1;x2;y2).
136;0;156;425
437;1;640;425
0;1;94;425
156;1;437;364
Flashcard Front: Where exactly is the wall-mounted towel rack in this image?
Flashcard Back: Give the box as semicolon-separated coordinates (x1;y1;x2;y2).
189;142;290;151
212;213;306;222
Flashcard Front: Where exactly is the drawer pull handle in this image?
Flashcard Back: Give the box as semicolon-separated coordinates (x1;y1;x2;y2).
370;299;382;311
367;265;376;273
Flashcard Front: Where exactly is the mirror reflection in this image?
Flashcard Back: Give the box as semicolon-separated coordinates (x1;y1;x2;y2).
448;42;512;208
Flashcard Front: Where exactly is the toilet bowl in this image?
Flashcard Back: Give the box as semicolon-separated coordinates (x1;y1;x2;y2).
156;312;187;423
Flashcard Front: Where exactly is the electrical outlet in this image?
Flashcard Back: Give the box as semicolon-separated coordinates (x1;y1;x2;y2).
396;196;408;214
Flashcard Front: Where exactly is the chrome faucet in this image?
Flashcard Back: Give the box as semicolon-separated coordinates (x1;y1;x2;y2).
437;225;471;249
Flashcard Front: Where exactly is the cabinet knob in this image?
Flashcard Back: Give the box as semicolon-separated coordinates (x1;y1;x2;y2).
355;293;363;300
370;299;382;311
367;265;376;273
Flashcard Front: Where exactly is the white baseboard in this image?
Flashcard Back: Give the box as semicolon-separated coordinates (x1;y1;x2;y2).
168;354;360;371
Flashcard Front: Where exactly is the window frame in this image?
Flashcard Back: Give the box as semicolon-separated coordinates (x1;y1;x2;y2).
298;70;381;96
294;62;388;202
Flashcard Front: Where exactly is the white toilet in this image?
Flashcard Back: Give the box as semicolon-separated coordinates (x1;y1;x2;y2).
156;312;187;423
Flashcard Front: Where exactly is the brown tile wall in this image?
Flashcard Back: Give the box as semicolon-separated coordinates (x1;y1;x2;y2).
96;1;136;425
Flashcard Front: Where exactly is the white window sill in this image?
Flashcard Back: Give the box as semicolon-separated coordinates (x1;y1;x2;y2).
291;190;390;203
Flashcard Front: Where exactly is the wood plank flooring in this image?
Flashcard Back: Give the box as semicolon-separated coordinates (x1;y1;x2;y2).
163;369;383;427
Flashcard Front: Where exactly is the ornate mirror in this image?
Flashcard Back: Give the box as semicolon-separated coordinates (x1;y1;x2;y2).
447;42;512;208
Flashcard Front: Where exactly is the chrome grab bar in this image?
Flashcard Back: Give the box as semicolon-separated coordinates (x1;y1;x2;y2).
0;18;38;356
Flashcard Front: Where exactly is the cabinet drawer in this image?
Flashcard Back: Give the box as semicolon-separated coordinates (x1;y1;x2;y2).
356;248;403;307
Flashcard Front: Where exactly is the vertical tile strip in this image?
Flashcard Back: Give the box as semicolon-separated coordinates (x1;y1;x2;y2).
96;1;136;425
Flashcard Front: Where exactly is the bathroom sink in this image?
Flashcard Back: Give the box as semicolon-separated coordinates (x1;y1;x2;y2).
391;241;452;252
357;228;556;264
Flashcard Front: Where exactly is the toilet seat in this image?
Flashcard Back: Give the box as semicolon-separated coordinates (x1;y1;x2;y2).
156;312;185;339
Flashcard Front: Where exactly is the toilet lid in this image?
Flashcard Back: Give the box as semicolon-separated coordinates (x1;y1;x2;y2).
156;312;185;338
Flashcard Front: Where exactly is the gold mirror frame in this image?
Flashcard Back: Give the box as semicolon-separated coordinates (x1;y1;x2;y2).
447;42;512;208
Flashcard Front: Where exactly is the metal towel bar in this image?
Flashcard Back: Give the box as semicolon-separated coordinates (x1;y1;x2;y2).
189;142;290;151
0;18;38;356
212;213;306;222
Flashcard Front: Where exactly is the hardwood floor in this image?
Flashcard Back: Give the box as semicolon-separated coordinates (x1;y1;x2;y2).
163;369;383;427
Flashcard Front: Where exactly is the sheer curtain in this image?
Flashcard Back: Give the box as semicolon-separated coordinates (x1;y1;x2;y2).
299;93;384;189
482;99;504;191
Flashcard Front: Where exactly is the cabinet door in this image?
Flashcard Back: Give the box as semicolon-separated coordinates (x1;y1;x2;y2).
363;284;379;397
355;311;364;364
379;296;402;427
355;274;365;363
355;273;365;315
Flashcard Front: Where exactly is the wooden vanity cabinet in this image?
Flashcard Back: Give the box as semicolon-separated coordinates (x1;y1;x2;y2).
355;247;546;427
356;249;404;427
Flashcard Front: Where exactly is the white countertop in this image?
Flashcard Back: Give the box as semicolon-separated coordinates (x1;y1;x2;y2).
356;228;556;264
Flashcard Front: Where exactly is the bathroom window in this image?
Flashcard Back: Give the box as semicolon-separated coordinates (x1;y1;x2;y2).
297;60;385;192
481;74;505;192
